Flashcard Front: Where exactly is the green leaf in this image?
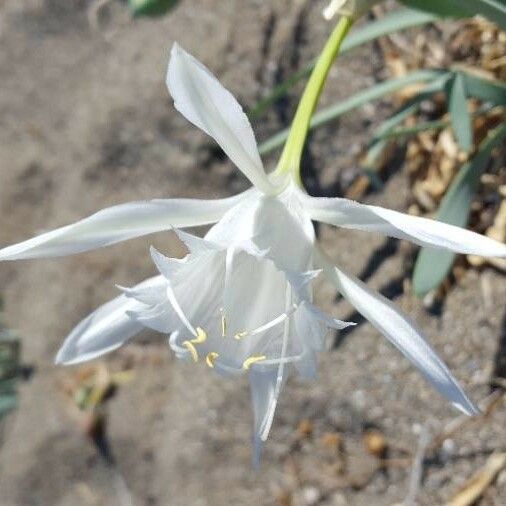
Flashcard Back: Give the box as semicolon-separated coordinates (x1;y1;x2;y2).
249;8;438;118
128;0;180;17
0;394;18;418
341;7;438;51
399;0;472;18
364;73;451;169
447;74;473;152
0;377;18;395
412;124;506;296
258;69;447;155
0;331;20;421
459;70;506;105
458;0;506;30
400;0;506;30
373;118;449;140
0;337;20;380
373;104;494;141
0;395;17;416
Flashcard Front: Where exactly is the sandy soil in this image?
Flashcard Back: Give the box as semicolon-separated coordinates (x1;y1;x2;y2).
0;1;505;505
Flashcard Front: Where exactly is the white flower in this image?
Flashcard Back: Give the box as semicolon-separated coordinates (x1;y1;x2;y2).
1;44;505;464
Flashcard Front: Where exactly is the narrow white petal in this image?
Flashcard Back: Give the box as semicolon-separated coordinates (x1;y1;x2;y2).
0;195;243;261
55;275;166;365
306;196;506;257
167;44;277;195
249;368;284;468
301;301;355;330
318;254;478;416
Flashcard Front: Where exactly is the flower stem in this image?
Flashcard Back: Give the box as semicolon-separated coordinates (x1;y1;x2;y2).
276;16;353;183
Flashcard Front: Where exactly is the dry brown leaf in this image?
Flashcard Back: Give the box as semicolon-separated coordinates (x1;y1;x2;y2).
446;453;506;506
345;175;370;200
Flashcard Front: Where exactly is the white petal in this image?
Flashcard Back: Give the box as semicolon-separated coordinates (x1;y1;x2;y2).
55;275;166;365
0;195;243;261
222;249;286;344
254;194;316;272
306;196;506;257
301;301;355;330
292;301;354;358
294;351;318;379
117;282;168;306
319;256;478;416
294;305;328;353
284;269;321;294
249;368;285;468
127;303;176;333
167;44;277;195
173;228;220;255
150;246;186;280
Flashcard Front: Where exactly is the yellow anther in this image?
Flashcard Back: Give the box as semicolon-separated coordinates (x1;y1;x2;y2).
242;355;267;370
193;327;207;344
183;341;199;362
182;328;207;363
221;315;227;337
234;331;248;340
206;352;219;368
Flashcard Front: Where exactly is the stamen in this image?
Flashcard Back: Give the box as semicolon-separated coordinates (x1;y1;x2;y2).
181;327;208;363
220;309;227;337
206;352;219;368
248;304;297;336
182;341;199;362
193;327;207;344
234;304;298;341
259;284;293;442
242;355;266;370
262;354;302;366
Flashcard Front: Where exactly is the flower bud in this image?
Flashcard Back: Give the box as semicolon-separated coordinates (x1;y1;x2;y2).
323;0;383;20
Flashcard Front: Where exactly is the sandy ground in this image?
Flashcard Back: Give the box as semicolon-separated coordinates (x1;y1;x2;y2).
0;1;505;505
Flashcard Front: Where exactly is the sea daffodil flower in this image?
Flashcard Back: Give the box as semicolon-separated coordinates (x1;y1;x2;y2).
2;44;506;464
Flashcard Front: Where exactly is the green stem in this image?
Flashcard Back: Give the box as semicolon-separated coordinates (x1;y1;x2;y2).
276;16;353;182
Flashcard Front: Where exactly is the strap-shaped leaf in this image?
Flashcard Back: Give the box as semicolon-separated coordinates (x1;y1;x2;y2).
363;73;451;170
0;394;18;418
413;124;506;296
447;74;473;152
0;333;20;423
249;8;438;118
459;0;506;30
399;0;472;18
259;70;446;155
128;0;180;17
400;0;506;30
460;70;506;105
